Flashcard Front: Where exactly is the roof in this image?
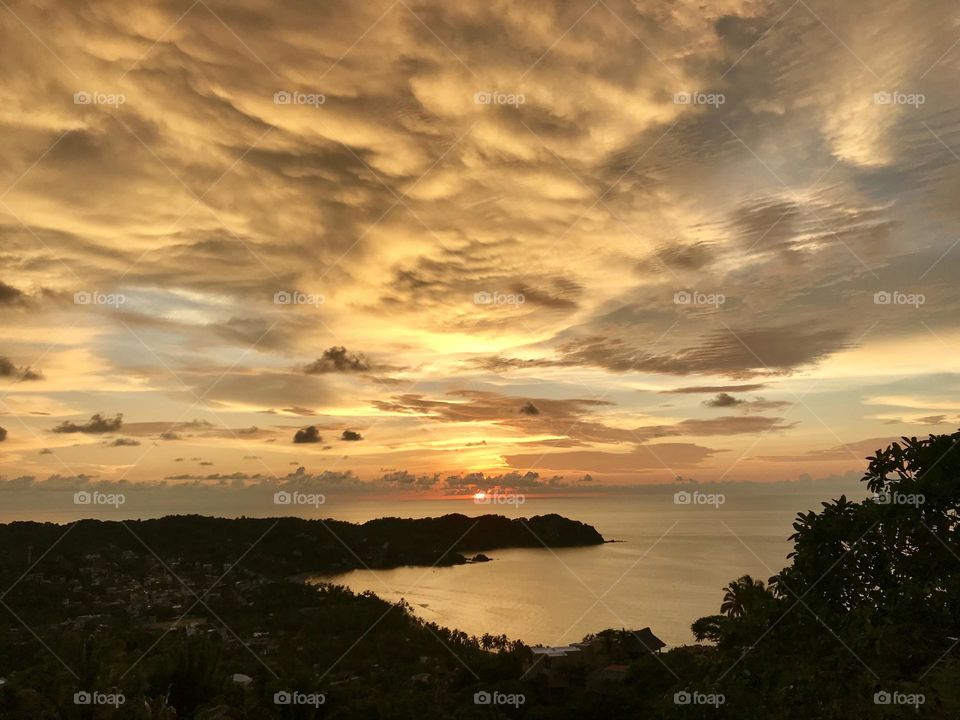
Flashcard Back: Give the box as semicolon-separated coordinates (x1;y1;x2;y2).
603;664;629;673
631;627;666;650
530;645;582;657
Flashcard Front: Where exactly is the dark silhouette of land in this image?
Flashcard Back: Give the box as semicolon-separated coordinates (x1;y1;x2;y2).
1;432;959;718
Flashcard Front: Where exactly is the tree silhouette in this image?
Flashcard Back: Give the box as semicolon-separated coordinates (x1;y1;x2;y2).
719;575;768;618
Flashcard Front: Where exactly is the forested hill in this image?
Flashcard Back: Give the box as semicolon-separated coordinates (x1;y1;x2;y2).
0;513;605;579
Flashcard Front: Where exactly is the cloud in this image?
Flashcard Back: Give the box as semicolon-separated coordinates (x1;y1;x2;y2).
0;426;6;442
341;429;363;441
2;0;959;488
519;401;540;415
743;398;793;413
0;356;44;382
378;470;438;487
162;466;364;490
0;282;25;305
52;413;123;434
303;346;371;374
106;437;141;447
479;324;852;379
280;406;316;416
703;392;791;412
374;389;790;447
663;384;769;394
504;443;726;473
670;416;794;437
916;415;949;425
758;436;904;463
293;426;322;444
704;392;745;408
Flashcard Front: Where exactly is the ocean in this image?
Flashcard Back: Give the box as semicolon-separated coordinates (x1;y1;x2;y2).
304;483;864;647
0;480;865;647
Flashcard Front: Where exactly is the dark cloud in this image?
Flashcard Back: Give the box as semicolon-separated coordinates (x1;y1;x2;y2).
293;426;322;444
0;356;43;382
378;470;438;487
512;279;581;310
341;429;363;441
640;241;713;272
704;392;744;408
482;325;851;378
916;415;948;425
728;195;898;258
663;384;768;394
303;346;371;374
373;391;611;422
374;389;789;446
281;406;316;416
0;282;25;305
519;401;540;415
0;426;6;442
52;413;123;434
106;437;141;447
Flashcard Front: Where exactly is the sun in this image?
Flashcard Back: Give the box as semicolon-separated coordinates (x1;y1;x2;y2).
473;491;486;501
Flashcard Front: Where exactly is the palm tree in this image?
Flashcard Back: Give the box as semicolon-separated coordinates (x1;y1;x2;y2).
720;575;767;618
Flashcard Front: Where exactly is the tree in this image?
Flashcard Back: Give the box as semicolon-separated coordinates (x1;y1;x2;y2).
689;430;960;717
719;575;768;618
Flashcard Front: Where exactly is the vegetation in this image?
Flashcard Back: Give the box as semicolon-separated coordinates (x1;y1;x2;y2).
1;431;959;717
0;512;605;579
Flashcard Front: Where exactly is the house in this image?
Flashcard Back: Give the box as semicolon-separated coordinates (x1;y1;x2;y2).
580;627;666;660
524;646;583;686
626;627;666;656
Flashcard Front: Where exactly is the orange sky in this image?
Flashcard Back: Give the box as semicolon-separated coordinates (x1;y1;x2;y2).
1;0;959;499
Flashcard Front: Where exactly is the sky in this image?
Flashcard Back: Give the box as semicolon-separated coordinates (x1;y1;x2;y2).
1;0;959;502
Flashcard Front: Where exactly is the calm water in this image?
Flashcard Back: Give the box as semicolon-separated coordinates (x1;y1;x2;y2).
306;485;862;647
